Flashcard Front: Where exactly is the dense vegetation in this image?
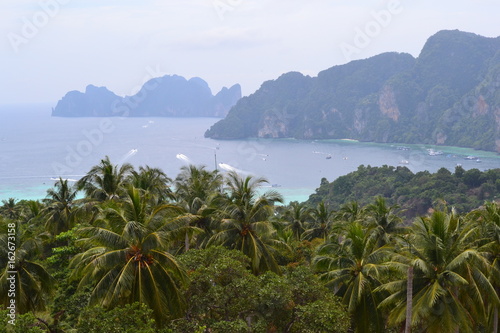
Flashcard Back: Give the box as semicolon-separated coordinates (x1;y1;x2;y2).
206;30;500;152
2;157;500;332
308;164;500;219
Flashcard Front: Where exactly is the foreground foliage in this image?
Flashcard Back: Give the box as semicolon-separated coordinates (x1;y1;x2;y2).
3;158;500;332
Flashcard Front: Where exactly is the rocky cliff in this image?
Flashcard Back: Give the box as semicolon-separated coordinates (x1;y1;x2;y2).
52;75;241;118
205;30;500;151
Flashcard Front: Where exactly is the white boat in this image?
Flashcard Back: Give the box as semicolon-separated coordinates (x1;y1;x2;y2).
428;149;443;156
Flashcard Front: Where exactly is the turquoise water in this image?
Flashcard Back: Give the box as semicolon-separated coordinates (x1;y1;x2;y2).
1;104;499;204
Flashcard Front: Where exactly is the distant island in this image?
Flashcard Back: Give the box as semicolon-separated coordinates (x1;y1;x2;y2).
205;30;500;152
52;75;241;118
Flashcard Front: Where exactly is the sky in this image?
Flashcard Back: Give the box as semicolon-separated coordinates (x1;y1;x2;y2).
1;0;499;105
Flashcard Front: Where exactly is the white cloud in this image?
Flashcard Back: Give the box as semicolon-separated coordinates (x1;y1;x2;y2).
0;1;499;104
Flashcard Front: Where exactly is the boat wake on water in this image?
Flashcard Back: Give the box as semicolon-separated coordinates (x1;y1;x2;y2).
119;149;138;164
218;163;250;175
50;177;78;182
176;153;192;164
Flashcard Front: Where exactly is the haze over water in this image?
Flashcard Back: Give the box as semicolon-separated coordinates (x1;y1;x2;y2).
1;104;500;203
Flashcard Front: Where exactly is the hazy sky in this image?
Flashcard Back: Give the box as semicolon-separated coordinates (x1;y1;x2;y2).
1;0;498;105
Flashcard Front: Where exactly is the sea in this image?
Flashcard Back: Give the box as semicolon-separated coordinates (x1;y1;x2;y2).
1;103;500;204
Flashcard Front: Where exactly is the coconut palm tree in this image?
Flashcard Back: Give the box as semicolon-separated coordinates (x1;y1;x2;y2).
0;218;54;313
129;165;173;204
303;201;335;241
174;165;224;250
282;201;311;241
378;209;496;332
335;201;365;224
77;156;133;201
70;186;188;326
43;177;79;235
209;171;284;274
314;222;389;333
20;200;45;226
365;196;404;246
469;201;500;332
0;198;21;220
174;165;222;207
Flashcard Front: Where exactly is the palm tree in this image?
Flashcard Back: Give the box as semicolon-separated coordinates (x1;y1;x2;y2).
43;177;79;235
0;219;54;313
0;198;21;220
209;171;284;274
282;201;311;241
469;201;500;332
129;165;173;204
70;186;188;326
378;209;496;332
335;201;365;224
77;156;133;201
303;201;334;241
314;222;389;333
174;164;223;207
365;196;404;246
20;200;45;226
174;165;224;250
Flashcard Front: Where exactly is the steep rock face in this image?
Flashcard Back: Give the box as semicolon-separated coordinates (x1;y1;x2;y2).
52;85;121;117
378;85;400;122
205;71;313;139
206;52;415;140
52;75;241;118
257;110;289;138
206;30;500;151
213;84;242;117
434;53;500;151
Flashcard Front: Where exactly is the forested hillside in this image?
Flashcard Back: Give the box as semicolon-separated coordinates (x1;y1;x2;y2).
206;30;500;151
307;164;500;219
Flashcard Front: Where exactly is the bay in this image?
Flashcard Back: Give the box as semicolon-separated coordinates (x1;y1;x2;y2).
1;104;500;203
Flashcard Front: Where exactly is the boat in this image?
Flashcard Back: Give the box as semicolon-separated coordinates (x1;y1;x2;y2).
326;155;332;159
464;155;478;160
427;149;443;156
399;160;409;165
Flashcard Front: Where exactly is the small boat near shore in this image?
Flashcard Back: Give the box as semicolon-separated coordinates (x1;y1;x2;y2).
427;149;443;156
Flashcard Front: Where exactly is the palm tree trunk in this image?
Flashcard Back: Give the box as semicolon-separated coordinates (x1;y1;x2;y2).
453;286;459;333
405;265;413;333
184;232;190;252
494;307;498;333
